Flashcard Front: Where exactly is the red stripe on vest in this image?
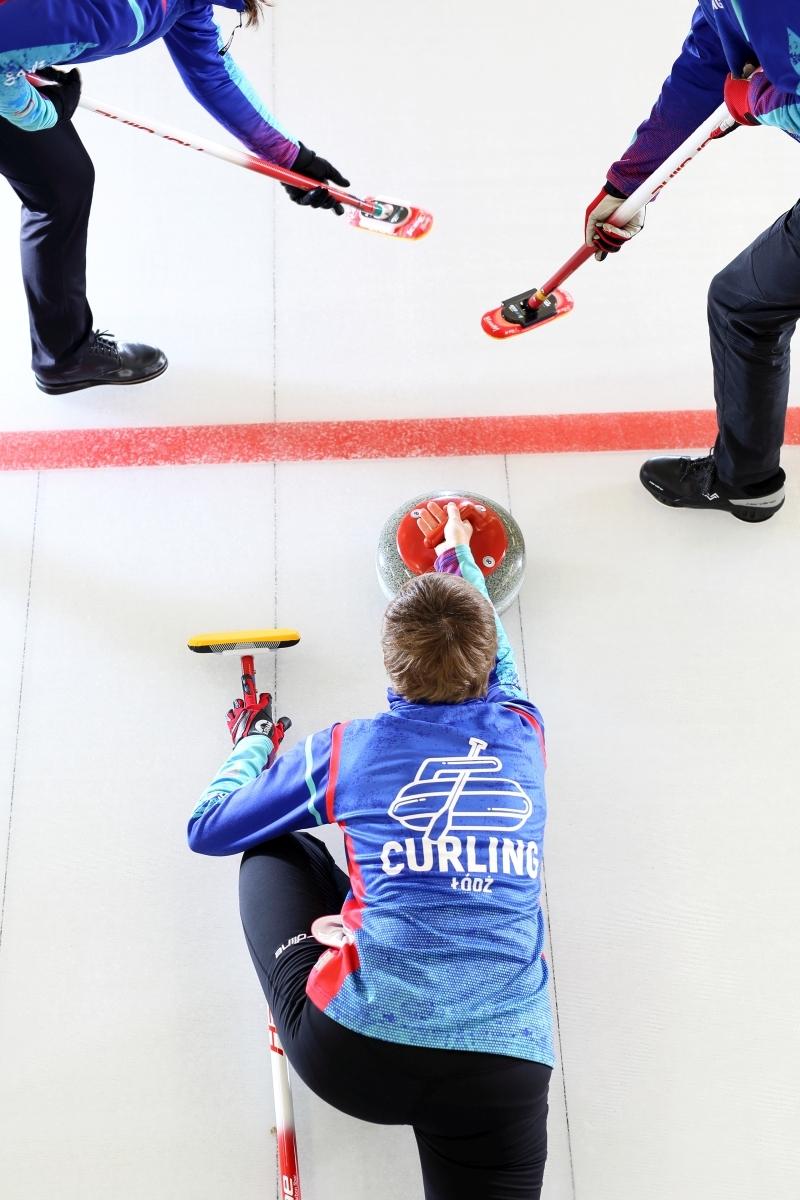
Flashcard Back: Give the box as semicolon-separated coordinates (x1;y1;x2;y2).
308;739;367;1007
340;831;367;931
324;722;347;823
306;942;362;1011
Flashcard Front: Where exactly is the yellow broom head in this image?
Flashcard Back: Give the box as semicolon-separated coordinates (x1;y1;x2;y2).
187;628;301;655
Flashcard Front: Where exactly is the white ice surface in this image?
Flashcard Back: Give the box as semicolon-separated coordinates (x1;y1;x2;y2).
1;2;800;1198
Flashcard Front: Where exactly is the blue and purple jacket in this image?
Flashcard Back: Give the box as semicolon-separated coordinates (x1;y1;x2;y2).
189;545;554;1066
609;1;800;194
0;0;298;165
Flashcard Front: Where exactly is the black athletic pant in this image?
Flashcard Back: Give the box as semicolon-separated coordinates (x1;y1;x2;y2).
239;833;551;1200
709;200;800;487
0;116;94;372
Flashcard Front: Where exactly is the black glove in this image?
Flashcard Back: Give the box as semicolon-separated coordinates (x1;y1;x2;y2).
284;143;350;216
33;67;82;124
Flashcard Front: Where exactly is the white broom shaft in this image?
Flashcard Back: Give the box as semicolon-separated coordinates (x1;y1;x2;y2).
80;92;362;206
26;76;372;214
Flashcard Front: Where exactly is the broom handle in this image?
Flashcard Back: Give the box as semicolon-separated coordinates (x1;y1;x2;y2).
26;75;379;217
269;1016;301;1199
529;100;735;307
240;654;257;707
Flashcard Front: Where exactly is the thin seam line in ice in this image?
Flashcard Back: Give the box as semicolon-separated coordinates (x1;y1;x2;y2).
504;453;578;1200
271;11;279;700
0;472;40;958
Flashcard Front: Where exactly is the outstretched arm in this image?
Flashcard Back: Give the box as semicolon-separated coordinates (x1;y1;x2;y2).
189;725;337;855
423;501;526;700
163;5;299;167
607;5;729;196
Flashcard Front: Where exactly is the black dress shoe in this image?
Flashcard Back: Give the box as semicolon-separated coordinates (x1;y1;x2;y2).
35;330;168;395
640;452;785;522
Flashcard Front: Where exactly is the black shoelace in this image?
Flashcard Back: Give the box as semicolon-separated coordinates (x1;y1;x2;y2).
91;330;120;359
679;452;715;487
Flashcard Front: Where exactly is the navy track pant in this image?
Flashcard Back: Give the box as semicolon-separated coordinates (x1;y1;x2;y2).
709;201;800;486
0;116;94;372
239;832;552;1200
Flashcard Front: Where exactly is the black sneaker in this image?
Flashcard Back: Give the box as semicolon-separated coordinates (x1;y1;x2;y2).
640;452;785;522
35;330;168;395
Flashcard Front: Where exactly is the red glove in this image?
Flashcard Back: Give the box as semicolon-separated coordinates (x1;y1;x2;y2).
226;692;291;761
724;69;760;127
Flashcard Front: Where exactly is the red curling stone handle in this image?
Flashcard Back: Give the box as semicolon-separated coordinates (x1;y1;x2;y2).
396;497;509;578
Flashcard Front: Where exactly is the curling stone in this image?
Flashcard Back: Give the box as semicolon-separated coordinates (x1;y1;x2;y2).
376;491;525;614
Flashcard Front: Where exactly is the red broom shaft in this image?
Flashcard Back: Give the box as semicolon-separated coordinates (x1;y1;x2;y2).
241;654;257;706
528;245;595;309
538;245;595;298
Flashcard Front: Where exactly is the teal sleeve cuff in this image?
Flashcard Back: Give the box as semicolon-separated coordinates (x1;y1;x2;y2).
0;81;58;132
192;734;273;821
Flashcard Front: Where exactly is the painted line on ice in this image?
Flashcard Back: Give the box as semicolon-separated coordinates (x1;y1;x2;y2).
0;409;798;471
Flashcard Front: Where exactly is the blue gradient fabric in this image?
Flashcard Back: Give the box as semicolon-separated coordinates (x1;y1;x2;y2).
0;1;298;164
609;1;800;195
190;547;554;1065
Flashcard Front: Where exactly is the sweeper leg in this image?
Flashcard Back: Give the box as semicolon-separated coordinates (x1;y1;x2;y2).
708;202;800;488
0;114;166;393
0;116;94;372
639;205;795;518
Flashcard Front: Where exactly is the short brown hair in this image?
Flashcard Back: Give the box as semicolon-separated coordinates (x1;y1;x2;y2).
382;573;497;704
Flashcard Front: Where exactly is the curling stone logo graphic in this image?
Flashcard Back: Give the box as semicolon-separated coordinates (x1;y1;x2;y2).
388;738;532;841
